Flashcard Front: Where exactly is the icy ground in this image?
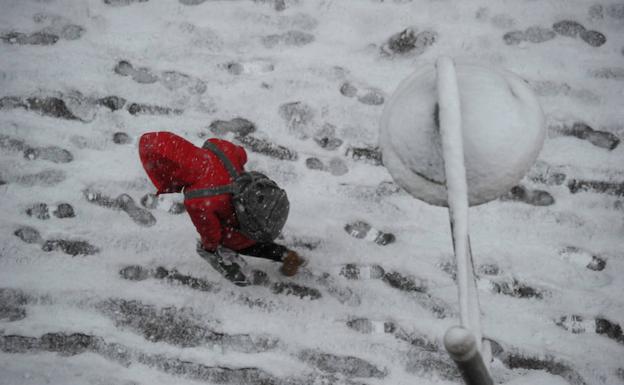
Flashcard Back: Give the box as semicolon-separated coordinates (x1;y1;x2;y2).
0;0;623;384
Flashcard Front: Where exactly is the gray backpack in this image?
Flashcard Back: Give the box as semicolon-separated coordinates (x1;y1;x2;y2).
184;141;290;242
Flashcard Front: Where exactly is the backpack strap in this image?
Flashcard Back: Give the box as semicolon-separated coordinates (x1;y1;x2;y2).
184;184;236;200
183;141;239;201
202;141;240;178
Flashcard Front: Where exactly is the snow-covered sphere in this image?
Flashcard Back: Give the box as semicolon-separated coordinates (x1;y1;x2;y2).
380;62;545;206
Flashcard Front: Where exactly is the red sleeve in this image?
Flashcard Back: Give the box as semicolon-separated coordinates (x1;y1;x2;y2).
139;132;209;194
188;206;222;252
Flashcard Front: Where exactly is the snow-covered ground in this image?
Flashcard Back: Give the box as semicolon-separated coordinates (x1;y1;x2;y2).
1;0;623;384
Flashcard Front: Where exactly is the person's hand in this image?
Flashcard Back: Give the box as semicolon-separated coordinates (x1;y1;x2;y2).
281;250;305;277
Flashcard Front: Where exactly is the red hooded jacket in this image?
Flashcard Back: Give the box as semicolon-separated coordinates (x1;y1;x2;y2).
138;132;256;252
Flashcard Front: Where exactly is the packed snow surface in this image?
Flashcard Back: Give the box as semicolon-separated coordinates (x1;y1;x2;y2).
1;1;623;385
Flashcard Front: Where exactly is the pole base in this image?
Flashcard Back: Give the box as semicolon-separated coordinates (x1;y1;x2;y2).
444;326;493;385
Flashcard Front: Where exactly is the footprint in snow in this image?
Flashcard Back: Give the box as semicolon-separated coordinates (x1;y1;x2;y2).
558;246;607;271
127;103;183;116
500;185;555;206
160;70;207;94
0;96;79;120
1;92;104;123
345;146;383;166
234;135;298;161
339;262;450;318
348;317;439;352
114;60;206;95
345;267;418;297
589;3;624;21
120;265;218;292
270;281;322;300
588;67;624;81
529;80;602;104
114;60;158;84
339;263;386;281
552;20;586;38
33;13;86;41
298;349;387;379
41;239;99;256
130;269;270;315
121;261;320;300
83;189;156;227
554;20;606;47
1;13;85;46
224;59;274;75
556;314;624;345
261;30;315;48
305;157;349;176
527;161;567;186
344;220;395;245
439;259;501;281
97;298;278;352
0;331;282;384
483;277;548;299
103;0;149;6
140;193;185;214
490;339;591;385
295;270;359;306
206;117;256;137
0;288;29;322
347;317;397;335
53;203;75;218
25;202;75;219
23;146;73;164
14;225;98;256
112;132;132;144
179;0;207;5
278;101;315;140
336;181;403;203
0;134;27;153
568;179;624;197
339;81;385;106
313;123;344;151
0;31;59;46
503;26;556;45
114;193;158;227
560;122;620;150
98;96;127;112
380;27;437;57
505;22;606;47
14;169;66;187
174;22;223;51
14;226;44;245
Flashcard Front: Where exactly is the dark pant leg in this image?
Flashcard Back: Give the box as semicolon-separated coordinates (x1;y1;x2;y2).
237;242;289;262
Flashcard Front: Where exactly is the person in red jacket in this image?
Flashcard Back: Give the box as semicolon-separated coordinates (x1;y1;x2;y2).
138;131;304;286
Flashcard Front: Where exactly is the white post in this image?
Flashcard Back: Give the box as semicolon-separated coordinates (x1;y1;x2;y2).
444;326;493;385
436;56;491;365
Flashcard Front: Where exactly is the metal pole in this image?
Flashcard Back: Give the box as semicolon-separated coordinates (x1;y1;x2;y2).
436;56;493;384
436;56;485;348
444;326;493;385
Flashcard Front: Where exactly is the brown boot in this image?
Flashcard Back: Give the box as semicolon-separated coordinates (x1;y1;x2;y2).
281;251;305;277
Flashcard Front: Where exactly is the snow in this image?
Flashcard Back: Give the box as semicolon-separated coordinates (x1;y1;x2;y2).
379;60;545;207
1;1;623;385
